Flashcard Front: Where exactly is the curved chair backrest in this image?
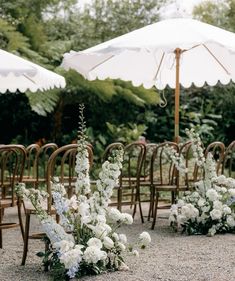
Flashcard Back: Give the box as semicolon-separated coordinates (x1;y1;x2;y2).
141;143;157;180
0;145;26;205
102;142;124;162
205;141;225;175
179;141;204;187
151;142;179;186
46;144;93;212
37;143;58;180
222;140;235;177
121;142;146;184
24;144;40;179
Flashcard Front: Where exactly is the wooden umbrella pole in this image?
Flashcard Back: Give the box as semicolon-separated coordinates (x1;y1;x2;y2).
174;48;181;143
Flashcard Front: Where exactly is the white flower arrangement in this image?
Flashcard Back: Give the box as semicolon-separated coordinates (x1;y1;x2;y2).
16;105;151;280
169;128;235;236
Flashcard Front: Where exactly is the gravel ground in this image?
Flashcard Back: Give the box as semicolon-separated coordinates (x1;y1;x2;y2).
1;205;235;281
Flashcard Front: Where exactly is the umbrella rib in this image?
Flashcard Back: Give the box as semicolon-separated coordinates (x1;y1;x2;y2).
153;52;165;81
23;73;37;85
90;54;115;72
202;44;230;75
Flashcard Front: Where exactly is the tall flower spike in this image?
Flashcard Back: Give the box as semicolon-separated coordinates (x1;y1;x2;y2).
75;104;91;195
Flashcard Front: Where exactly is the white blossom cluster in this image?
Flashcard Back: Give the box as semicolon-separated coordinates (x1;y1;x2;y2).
169;129;235;236
17;142;151;279
185;128;206;167
75;144;91;195
164;145;188;175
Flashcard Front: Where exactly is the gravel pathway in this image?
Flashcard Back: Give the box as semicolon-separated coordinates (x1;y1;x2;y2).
1;205;235;281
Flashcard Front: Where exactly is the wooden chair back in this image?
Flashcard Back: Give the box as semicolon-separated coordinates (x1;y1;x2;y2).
0;144;26;205
151;142;179;187
205;141;225;175
222;140;235;178
46;144;93;212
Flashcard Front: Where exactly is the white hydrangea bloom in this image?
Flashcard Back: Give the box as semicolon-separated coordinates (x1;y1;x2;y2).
83;246;107;264
121;213;133;225
87;238;103;249
210;209;222;220
206;189;219;202
59;245;83;270
226;215;235;227
223;205;232;215
107;208;123;223
213;200;223;210
103;237;114;249
139;232;151;247
119;234;127;244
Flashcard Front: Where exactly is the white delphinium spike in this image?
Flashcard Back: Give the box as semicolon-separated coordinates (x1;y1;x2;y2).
185;128;205;167
75;103;91;195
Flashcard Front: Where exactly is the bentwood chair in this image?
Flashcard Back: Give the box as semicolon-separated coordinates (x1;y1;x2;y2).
178;141;202;189
138;143;157;211
149;142;183;230
222;140;235;178
21;144;93;265
102;142;124;162
36;143;58;185
22;144;40;187
205;141;225;175
109;142;146;223
0;145;26;248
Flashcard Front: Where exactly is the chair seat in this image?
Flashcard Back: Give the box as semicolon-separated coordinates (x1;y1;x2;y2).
153;184;178;191
0;198;17;208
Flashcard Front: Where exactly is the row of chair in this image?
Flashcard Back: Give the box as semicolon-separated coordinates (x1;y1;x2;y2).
0;140;234;264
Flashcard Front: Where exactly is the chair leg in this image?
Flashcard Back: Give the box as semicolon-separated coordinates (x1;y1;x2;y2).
151;191;159;230
0;208;3;248
17;200;25;240
130;185;135;209
148;187;155;221
117;187;122;212
138;198;144;224
21;213;30;265
132;188;144;223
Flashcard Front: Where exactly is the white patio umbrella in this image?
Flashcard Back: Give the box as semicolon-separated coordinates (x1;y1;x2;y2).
62;18;235;141
0;49;66;93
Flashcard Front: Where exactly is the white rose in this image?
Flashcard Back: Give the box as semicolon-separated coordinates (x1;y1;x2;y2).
112;232;119;241
103;236;114;249
206;189;218;201
228;189;235;197
226;215;235;227
210;209;222;220
220;187;227;194
121;213;133;225
117;242;126;251
83;246;107;264
139;231;151;248
202;205;211;213
119;234;127;244
107;208;122;223
87;238;102;249
213;200;223;210
223;205;231;215
197;198;206;207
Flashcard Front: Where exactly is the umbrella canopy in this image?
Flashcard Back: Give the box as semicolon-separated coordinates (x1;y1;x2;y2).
62;18;235;141
0;49;66;93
